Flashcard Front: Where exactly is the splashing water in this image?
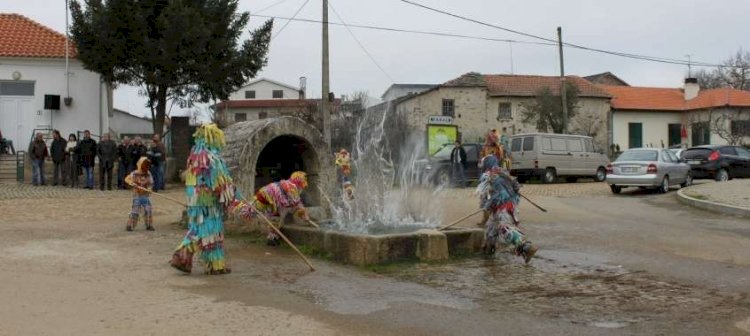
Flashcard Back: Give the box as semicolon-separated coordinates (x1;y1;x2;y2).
322;103;447;234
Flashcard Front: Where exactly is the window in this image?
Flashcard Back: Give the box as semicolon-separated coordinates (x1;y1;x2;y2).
522;136;534;151
616;150;657;162
464;145;478;161
736;147;750;159
567;139;583;152
0;81;35;96
668;124;682;147
719;146;737;155
441;99;455;117
542;138;552;150
661;150;674;163
244;90;256;99
666;150;680;162
497;103;512;120
234;113;247;122
272;90;284;99
584;138;594;153
628;123;643;148
731;120;750;137
691;122;710;146
511;138;522;152
550;138;567;151
258;111;268;119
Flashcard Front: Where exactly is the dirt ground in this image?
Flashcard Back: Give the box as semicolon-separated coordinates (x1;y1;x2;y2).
0;183;749;335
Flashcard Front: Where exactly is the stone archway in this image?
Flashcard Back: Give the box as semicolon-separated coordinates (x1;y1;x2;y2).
222;117;334;207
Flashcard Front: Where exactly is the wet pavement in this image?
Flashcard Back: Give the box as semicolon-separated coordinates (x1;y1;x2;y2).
1;182;749;335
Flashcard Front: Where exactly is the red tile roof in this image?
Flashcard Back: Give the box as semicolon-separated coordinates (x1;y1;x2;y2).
442;73;611;98
0;13;76;58
213;99;341;109
602;85;750;111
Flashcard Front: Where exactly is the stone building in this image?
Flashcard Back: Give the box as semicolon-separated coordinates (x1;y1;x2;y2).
392;72;612;152
584;72;630;86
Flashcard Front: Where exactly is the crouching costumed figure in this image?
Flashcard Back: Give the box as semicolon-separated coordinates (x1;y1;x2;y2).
476;155;538;263
246;172;311;246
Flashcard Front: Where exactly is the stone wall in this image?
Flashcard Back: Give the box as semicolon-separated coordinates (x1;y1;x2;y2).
222;117;335;209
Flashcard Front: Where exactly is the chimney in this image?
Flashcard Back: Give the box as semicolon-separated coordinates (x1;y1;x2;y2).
298;76;307;99
684;77;699;100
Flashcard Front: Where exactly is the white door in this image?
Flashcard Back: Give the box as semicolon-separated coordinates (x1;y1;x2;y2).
0;97;34;148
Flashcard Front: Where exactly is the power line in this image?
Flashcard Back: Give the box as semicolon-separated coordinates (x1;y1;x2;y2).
254;0;292;15
250;14;556;47
271;0;311;41
329;1;395;82
399;0;733;68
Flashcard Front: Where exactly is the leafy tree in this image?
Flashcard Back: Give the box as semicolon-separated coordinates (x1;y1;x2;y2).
695;48;750;90
520;82;580;133
70;0;273;134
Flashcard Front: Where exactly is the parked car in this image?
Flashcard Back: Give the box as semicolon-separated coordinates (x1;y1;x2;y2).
607;148;692;194
509;133;608;183
419;143;481;185
681;145;750;181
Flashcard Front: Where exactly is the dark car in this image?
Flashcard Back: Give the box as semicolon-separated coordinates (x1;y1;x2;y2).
420;143;481;185
681;145;750;181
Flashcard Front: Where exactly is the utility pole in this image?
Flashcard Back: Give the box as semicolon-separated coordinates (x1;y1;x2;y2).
321;0;331;149
557;26;568;134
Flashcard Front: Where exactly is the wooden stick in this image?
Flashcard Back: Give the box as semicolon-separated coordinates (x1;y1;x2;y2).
439;208;484;231
130;184;187;207
305;219;320;228
519;193;547;212
246;203;316;272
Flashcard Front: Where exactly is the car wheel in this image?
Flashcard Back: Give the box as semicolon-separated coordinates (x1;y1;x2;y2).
565;177;578;183
680;173;693;188
542;168;557;184
658;176;670;193
715;168;729;182
610;185;622;194
437;169;451;186
594;167;607;182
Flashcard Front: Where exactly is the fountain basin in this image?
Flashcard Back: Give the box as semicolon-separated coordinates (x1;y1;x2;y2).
281;225;484;265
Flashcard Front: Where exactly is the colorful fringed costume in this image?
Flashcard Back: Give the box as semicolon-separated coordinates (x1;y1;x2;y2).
246;172;309;245
125;157;154;231
476;154;537;263
335;148;354;200
171;124;236;275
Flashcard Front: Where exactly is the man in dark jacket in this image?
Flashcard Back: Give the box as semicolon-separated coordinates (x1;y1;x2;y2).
450;140;468;187
29;132;48;186
129;137;146;173
116;136;131;189
147;134;166;191
50;130;67;186
97;133;118;190
77;130;97;189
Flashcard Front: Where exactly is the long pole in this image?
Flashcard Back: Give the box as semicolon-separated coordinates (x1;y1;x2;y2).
438;208;484;231
65;0;70;100
321;0;331;150
557;27;568;134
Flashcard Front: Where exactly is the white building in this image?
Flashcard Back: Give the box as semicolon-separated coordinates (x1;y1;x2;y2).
381;84;436;102
216;77;321;125
0;13;111;147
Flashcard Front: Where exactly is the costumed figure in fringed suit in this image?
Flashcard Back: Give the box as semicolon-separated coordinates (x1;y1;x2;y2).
476;154;538;263
170;124;236;275
125;157;155;231
247;172;310;246
335;148;354;200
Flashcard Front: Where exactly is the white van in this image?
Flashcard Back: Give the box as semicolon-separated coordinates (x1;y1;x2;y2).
509;133;608;183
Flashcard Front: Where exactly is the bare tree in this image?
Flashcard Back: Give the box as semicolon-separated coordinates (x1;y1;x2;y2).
331;91;369;150
520;83;580;133
710;108;750;145
570;109;603;138
695;49;750;90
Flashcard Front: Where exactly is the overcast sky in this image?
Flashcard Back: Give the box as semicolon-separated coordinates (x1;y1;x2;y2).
5;0;748;118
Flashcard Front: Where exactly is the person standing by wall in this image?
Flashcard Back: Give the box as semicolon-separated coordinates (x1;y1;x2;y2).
50;130;67;186
66;134;79;188
97;133;117;190
28;132;48;186
77;130;97;189
129;137;146;173
0;130;15;155
148;134;166;192
117;136;132;189
450;140;467;187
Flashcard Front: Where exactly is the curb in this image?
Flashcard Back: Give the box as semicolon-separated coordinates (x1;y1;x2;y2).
676;188;750;217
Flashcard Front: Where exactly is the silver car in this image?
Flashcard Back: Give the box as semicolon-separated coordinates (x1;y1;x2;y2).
607;148;692;194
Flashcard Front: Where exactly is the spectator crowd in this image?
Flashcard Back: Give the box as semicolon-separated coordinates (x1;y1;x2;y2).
26;130;166;191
